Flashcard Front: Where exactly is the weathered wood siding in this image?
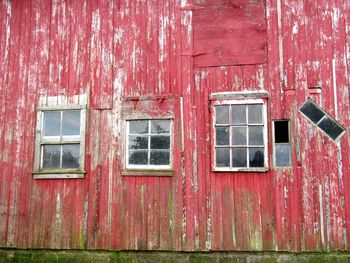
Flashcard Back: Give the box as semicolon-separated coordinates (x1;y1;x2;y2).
0;0;349;252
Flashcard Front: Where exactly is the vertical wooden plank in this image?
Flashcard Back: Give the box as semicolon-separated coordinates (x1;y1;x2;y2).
0;0;12;247
89;0;113;109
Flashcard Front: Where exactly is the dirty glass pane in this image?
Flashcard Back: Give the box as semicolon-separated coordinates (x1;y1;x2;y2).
232;147;247;167
318;116;345;141
275;144;291;167
215;106;229;124
274;121;289;143
62;111;80;136
42;145;61;169
249;126;264;145
129;150;148;165
150;136;170;149
249;147;264;167
216;148;230;167
299;100;325;124
129;136;148;149
150;151;170;165
248;104;262;124
232;105;246;124
43;111;61;136
62;144;80;169
129;120;149;134
215;127;229;145
231;127;246;145
151;120;170;134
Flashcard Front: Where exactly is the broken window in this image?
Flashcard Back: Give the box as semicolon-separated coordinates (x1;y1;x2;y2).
33;95;87;179
273;120;291;167
299;99;346;141
126;119;172;170
212;98;268;172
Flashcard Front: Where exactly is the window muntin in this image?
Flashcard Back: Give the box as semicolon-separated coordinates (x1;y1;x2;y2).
213;99;267;171
273;120;291;167
126;119;172;170
299;99;346;141
40;110;83;171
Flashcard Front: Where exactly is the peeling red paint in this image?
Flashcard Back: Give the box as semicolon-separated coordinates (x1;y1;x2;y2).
0;0;349;252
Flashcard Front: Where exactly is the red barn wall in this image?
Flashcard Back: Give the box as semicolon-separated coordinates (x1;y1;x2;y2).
0;0;349;252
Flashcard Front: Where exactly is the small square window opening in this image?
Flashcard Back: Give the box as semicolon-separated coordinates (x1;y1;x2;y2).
126;119;173;170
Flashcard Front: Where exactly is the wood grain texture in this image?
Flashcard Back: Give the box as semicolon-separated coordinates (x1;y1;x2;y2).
0;0;349;252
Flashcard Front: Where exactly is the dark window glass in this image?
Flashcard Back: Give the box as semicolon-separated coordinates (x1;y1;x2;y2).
129;150;148;165
216;127;230;145
216;148;230;167
151;120;170;134
62;144;80;169
231;127;246;145
318;116;345;140
129;120;149;134
248;104;262;124
62;111;80;136
150;151;170;165
275;144;290;167
248;126;264;145
300;100;325;124
44;111;61;136
216;106;229;124
42;145;61;169
232;148;247;167
150;136;170;149
232;105;246;124
128;136;148;149
274;121;289;143
249;147;264;167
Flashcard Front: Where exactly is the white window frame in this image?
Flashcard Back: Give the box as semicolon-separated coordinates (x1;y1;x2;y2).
212;98;268;172
125;118;173;171
272;120;292;168
33;95;87;179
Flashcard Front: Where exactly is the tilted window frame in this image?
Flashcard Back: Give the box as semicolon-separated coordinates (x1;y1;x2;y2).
210;93;269;173
33;95;87;179
125;118;174;172
299;98;346;142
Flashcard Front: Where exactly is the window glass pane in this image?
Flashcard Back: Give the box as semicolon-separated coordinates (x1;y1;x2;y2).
274;121;289;143
249;147;264;167
275;144;291;167
232;147;247;167
318;116;345;140
249;126;264;145
232;127;247;145
248;104;262;124
129;150;148;165
232;105;246;124
151;120;170;134
215;127;229;145
215;106;229;124
43;111;61;136
299;100;325;124
151;136;170;149
42;145;61;169
62;144;80;169
129;136;148;149
62;111;80;136
150;151;170;165
216;148;230;167
129;120;149;134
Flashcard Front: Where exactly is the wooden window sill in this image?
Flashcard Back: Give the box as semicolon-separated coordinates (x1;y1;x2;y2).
122;169;174;177
33;171;86;179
